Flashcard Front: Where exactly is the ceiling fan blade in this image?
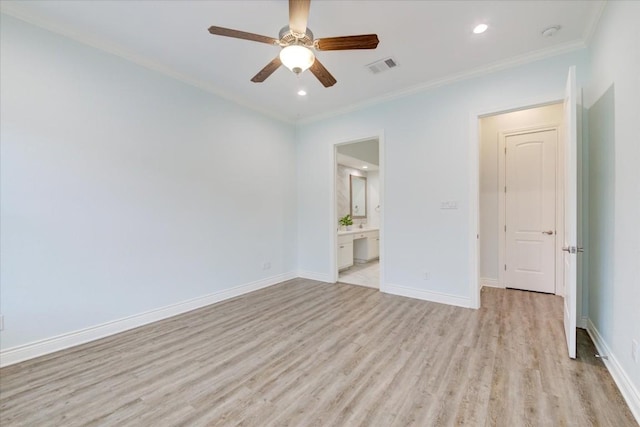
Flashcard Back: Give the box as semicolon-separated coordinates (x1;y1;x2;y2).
208;26;278;45
289;0;311;35
251;57;282;83
309;59;337;88
315;34;380;51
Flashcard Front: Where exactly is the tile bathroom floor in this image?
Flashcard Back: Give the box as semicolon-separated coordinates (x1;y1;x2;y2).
339;259;379;288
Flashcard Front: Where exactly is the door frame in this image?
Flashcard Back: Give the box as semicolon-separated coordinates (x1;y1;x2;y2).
329;131;385;286
469;97;564;309
498;123;563;294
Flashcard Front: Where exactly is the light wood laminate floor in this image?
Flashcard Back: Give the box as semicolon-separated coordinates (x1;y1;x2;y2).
1;280;637;426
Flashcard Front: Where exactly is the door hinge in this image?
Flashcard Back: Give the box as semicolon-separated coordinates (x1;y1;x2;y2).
504;225;506;232
504;264;507;271
504;186;507;193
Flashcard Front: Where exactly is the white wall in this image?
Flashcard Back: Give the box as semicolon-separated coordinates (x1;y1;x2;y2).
583;0;640;416
0;16;297;351
297;50;589;306
367;171;380;228
479;104;563;284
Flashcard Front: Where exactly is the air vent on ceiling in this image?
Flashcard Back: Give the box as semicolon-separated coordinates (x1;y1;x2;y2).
366;57;398;74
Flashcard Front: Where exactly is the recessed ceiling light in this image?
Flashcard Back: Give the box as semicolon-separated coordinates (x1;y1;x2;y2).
362;165;368;169
473;24;488;34
297;89;307;96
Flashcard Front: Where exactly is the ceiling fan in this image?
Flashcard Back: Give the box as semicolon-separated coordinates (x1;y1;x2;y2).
208;0;379;88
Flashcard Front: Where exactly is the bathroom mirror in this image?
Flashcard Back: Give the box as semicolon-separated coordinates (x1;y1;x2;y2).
350;175;367;218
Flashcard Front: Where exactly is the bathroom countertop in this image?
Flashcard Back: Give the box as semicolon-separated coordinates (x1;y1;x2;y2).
337;227;379;236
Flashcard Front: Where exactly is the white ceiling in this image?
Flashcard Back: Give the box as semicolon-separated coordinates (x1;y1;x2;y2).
1;0;604;122
337;153;379;172
337;139;379;170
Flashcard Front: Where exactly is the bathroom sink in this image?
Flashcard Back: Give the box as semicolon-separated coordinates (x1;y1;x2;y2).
338;227;378;235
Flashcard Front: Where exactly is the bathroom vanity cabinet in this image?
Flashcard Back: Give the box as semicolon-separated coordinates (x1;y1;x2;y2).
354;230;379;263
338;234;354;270
337;229;379;270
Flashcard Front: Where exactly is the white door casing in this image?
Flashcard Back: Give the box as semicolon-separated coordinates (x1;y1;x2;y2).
331;132;384;286
505;130;557;293
562;66;578;359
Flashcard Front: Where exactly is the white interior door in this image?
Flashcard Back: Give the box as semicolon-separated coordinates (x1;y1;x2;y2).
505;130;557;293
562;66;578;359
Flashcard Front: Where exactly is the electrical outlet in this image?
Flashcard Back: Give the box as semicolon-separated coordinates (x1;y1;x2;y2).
632;339;639;364
423;272;430;280
262;262;271;270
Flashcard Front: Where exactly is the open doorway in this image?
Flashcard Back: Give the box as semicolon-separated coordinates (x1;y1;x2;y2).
333;138;381;288
478;103;564;294
472;68;580;359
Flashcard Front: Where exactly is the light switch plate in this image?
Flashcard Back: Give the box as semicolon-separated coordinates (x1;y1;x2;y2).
440;201;458;209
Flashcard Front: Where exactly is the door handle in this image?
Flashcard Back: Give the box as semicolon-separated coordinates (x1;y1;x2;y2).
542;230;554;235
562;246;584;253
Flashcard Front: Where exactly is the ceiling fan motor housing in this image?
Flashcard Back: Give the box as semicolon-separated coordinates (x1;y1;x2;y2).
279;26;314;47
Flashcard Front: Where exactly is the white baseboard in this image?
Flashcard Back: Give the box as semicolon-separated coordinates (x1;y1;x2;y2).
297;270;333;283
578;315;588;329
0;271;297;368
587;319;640;423
382;284;471;308
480;278;503;289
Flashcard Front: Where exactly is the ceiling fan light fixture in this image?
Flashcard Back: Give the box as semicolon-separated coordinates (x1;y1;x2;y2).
279;45;315;74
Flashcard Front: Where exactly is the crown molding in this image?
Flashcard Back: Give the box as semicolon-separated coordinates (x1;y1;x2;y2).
0;6;294;125
582;0;608;46
299;40;586;125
